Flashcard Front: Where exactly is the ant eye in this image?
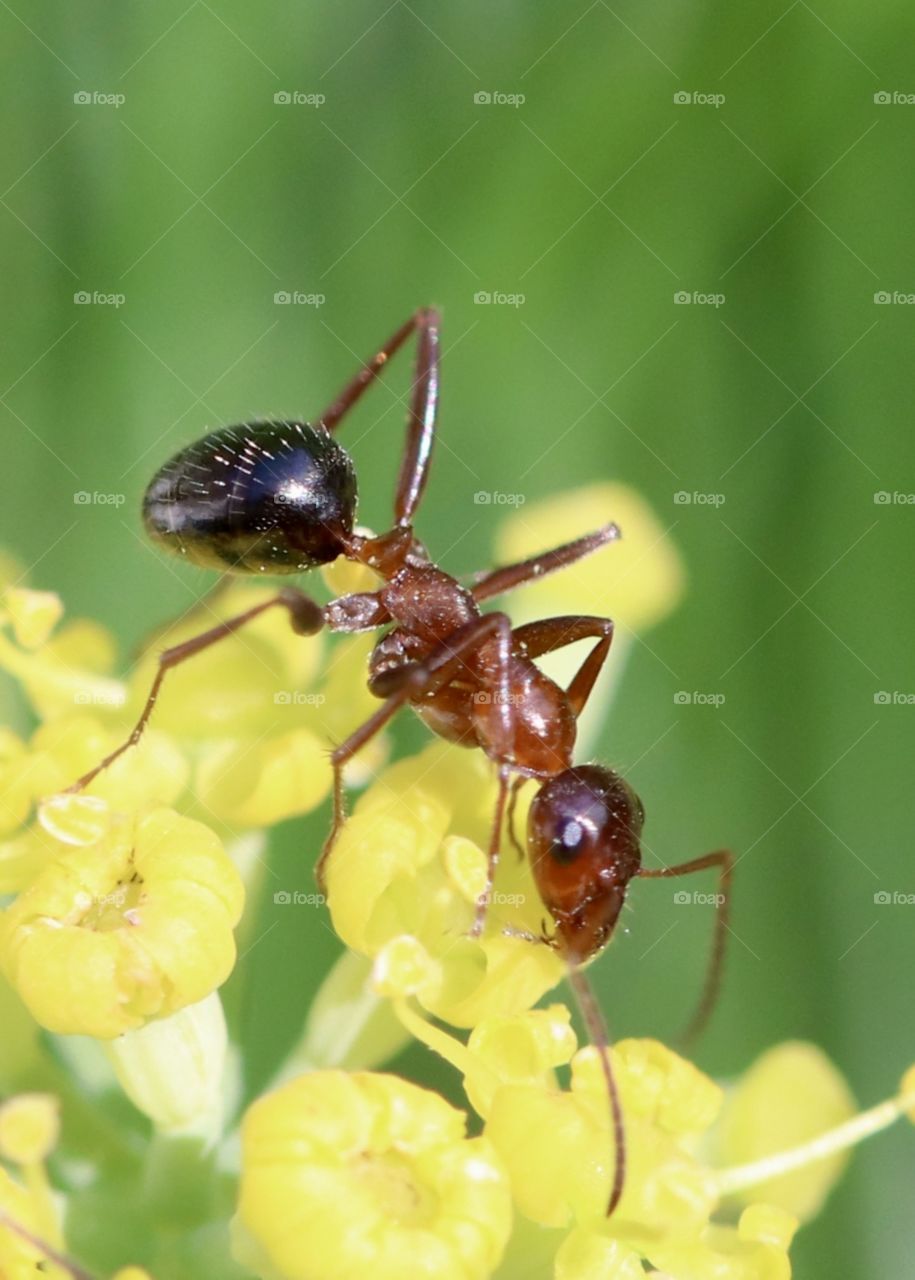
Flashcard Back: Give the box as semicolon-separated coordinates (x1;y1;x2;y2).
553;817;586;862
143;420;357;573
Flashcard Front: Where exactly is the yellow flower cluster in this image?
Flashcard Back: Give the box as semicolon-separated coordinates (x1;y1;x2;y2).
0;489;911;1280
239;732;915;1279
0;565;380;1041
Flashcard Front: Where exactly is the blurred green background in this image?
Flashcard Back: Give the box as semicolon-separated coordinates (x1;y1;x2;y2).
1;2;913;1274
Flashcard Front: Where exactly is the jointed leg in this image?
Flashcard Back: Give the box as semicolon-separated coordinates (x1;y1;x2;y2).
506;774;528;860
132;573;232;659
472;765;512;937
637;849;734;1045
512;614;615;718
316;610;515;891
472;522;620;604
316;687;413;892
67;589;324;794
317;308;441;527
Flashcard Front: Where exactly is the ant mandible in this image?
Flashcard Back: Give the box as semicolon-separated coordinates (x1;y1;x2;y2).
65;308;733;1216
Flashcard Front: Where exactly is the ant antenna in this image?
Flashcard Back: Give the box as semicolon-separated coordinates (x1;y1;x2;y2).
567;964;626;1216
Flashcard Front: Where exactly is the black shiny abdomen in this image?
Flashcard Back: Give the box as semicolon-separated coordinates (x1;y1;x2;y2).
143;421;357;572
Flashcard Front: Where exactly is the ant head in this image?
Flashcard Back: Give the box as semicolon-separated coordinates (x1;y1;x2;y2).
143;421;357;573
527;765;643;965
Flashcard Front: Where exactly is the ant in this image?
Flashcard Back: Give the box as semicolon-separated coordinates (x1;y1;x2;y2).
65;307;733;1216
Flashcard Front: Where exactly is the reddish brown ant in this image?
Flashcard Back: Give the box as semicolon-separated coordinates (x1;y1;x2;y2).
64;308;733;1215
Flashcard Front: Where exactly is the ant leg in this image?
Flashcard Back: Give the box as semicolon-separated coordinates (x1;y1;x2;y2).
316;308;441;526
66;589;325;794
316;611;515;894
637;849;734;1046
472;765;512;937
132;572;232;658
316;686;413;892
506;775;528;860
511;615;615;717
472;522;620;603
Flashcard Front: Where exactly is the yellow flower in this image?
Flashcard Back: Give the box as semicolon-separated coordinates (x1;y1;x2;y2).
0;808;244;1038
485;1040;721;1232
713;1041;857;1222
0;1093;59;1165
0;578;386;838
325;740;564;1029
0;730;36;837
122;580;385;828
0;1091;64;1277
0;1165;68;1280
235;1070;512;1280
381;996;895;1279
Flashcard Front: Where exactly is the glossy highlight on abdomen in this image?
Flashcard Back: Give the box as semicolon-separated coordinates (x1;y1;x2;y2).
143;420;357;572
